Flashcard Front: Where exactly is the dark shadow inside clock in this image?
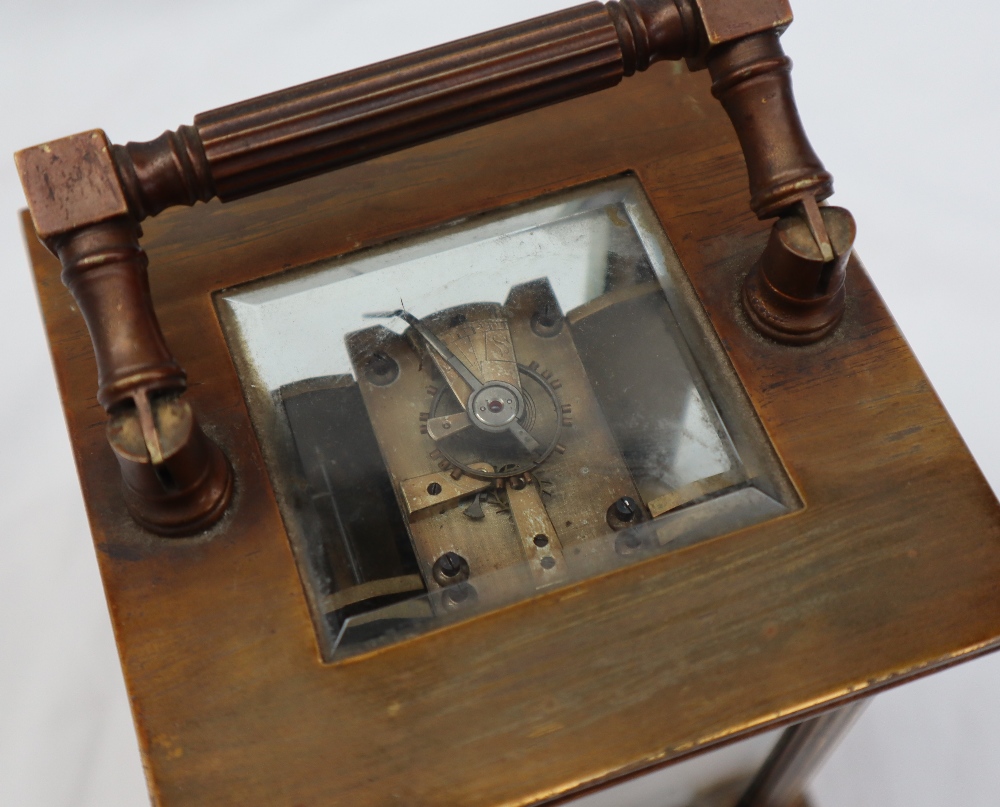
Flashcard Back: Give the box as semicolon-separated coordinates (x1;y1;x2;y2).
217;176;799;661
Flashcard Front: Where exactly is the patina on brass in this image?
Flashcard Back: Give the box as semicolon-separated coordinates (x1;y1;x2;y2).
744;206;857;344
46;212;232;536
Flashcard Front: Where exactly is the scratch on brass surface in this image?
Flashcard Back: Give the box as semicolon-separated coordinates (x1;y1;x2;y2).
528;722;565;739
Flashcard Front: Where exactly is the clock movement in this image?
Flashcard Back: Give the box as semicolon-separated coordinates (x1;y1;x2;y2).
14;1;1000;805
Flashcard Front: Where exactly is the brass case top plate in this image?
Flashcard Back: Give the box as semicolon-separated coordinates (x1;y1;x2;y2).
23;64;1000;807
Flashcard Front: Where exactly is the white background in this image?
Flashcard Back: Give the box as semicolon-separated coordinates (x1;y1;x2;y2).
1;1;998;805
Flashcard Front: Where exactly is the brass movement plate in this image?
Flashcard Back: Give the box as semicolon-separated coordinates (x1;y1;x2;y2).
25;63;1000;806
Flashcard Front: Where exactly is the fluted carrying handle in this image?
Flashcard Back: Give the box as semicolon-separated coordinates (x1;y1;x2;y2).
107;1;700;216
104;1;826;227
15;0;845;535
197;4;626;201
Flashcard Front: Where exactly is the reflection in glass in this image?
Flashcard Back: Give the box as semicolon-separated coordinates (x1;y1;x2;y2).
217;176;798;660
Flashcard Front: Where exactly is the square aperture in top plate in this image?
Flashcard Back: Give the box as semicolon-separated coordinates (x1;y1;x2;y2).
217;176;799;660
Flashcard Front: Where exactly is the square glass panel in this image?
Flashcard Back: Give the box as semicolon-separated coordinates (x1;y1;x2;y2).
217;176;799;661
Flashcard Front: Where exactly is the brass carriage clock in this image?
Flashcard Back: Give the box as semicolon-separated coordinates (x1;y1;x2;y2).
16;1;1000;805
